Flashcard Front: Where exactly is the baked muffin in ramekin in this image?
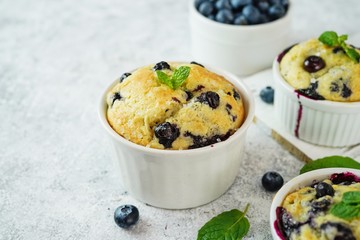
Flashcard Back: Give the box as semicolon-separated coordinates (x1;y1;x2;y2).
273;35;360;147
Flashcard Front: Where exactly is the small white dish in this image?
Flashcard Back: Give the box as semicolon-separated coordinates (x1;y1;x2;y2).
98;63;255;209
189;0;293;76
270;168;360;240
273;59;360;147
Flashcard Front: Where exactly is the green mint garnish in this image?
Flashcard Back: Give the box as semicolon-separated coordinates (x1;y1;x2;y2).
330;191;360;220
300;156;360;174
197;204;250;240
318;31;360;63
155;66;190;90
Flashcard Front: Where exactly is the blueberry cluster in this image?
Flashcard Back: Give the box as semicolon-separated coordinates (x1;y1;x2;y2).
195;0;289;25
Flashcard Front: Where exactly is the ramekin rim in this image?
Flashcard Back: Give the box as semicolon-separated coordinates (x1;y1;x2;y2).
98;62;255;156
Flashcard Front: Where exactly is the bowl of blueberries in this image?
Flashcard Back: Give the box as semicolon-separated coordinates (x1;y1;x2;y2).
190;0;292;76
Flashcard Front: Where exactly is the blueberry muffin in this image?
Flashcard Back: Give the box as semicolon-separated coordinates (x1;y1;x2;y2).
279;38;360;102
106;61;245;150
275;172;360;240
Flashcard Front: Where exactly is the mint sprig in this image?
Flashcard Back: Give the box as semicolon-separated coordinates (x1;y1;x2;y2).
299;156;360;174
197;204;250;240
155;66;190;90
318;31;360;63
330;191;360;220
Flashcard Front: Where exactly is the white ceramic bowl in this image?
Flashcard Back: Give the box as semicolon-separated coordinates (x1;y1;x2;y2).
273;59;360;147
189;0;292;76
270;168;360;240
98;63;255;209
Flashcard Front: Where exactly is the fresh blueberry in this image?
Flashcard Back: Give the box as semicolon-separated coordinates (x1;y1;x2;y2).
280;0;289;8
268;4;286;20
153;61;171;71
114;205;139;229
262;171;284;191
303;56;325;73
197;91;220;109
233;14;248;25
215;0;232;10
269;0;281;5
260;86;274;103
320;222;355;240
195;0;208;9
198;1;215;17
111;92;122;106
120;73;131;83
259;13;269;23
242;4;262;24
315;182;334;198
230;0;251;10
190;61;204;67
215;9;234;24
257;0;270;13
154;122;180;148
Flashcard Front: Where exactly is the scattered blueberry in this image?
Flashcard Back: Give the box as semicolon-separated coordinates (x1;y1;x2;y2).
262;171;284;191
197;91;220;109
190;61;204;67
198;1;215;17
111;92;122;106
314;182;334;198
120;73;131;83
215;0;232;10
215;9;234;23
153;61;171;71
230;0;251;10
320;222;355;240
233;14;248;25
242;4;262;24
114;205;139;229
260;86;274;103
154;122;180;148
303;56;326;73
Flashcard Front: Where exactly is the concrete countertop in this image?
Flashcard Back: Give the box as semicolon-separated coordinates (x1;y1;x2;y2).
1;0;359;239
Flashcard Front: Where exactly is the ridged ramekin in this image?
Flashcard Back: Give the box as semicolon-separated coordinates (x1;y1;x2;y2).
273;59;360;147
98;63;255;209
189;0;292;76
270;168;360;240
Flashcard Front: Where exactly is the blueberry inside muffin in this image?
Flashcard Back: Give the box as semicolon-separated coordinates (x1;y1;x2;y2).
279;39;360;102
106;61;245;150
275;172;360;240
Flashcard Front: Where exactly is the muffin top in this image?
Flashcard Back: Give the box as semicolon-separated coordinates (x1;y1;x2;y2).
106;61;245;150
276;172;360;240
279;38;360;102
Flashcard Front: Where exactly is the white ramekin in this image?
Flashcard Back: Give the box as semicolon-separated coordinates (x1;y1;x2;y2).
270;168;360;240
98;63;255;209
189;0;292;76
273;59;360;147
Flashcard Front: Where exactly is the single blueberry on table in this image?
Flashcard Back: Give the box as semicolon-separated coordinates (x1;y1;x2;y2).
233;14;248;25
268;4;286;20
198;1;215;17
260;86;274;103
230;0;251;10
114;205;139;229
119;73;131;83
262;171;284;191
215;0;232;10
153;61;171;71
242;4;262;24
215;9;234;24
314;182;334;198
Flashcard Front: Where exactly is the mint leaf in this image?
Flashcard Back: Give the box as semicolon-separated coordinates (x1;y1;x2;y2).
299;156;360;174
197;204;250;240
344;47;360;63
156;70;173;89
319;31;339;46
171;66;190;90
338;34;348;44
330;191;360;220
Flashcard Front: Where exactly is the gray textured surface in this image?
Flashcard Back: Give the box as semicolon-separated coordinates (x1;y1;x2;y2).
0;0;359;239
